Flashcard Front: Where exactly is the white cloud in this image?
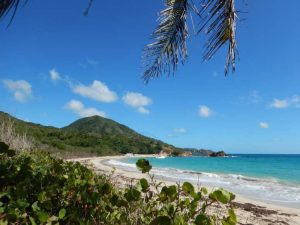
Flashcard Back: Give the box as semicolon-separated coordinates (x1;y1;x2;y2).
122;92;152;114
259;122;269;129
49;69;61;82
80;58;99;69
270;99;289;109
174;128;187;133
167;128;187;137
3;79;32;103
138;107;150;114
198;105;213;118
73;80;118;103
238;90;262;105
249;90;262;104
291;95;300;106
270;95;299;109
86;58;99;67
66;99;106;118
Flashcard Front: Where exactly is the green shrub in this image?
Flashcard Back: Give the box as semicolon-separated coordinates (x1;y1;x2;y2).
0;143;237;225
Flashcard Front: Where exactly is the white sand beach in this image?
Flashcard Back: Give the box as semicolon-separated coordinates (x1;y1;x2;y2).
70;155;300;225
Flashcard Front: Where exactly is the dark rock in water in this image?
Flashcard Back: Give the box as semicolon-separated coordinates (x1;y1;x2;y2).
209;151;227;157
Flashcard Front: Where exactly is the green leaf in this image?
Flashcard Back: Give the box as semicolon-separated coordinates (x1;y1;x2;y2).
229;208;236;222
59;208;66;219
136;159;152;173
49;215;58;222
110;194;119;206
200;187;208;195
29;217;36;225
160;185;177;202
174;215;186;225
101;182;112;195
37;211;49;223
150;216;172;225
31;201;40;212
0;220;8;225
195;214;210;225
124;188;141;202
192;192;202;201
38;191;47;203
209;188;234;204
229;192;236;201
137;178;149;193
222;208;237;225
182;182;195;195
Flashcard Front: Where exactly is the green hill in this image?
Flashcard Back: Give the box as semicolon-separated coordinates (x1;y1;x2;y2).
63;115;138;136
0;111;180;157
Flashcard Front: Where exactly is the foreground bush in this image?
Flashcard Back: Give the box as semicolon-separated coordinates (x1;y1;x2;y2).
0;142;237;225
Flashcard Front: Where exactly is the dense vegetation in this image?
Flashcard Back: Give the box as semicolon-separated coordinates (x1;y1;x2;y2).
0;142;237;225
0;112;181;157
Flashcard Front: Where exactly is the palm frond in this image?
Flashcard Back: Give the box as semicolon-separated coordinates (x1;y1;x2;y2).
83;0;93;16
199;0;237;74
142;0;189;83
0;0;27;27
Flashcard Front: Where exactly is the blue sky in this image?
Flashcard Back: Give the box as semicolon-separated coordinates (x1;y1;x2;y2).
1;0;300;154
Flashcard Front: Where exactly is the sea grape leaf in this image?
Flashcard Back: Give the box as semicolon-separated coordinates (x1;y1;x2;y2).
150;216;172;225
182;182;195;195
37;211;49;223
160;185;177;202
201;187;208;195
59;208;66;219
31;201;40;212
195;213;210;225
110;194;119;206
192;192;202;201
209;188;235;204
29;216;36;225
136;159;152;173
124;188;141;202
222;208;237;225
38;191;47;203
137;178;149;193
229;208;236;221
101;182;112;195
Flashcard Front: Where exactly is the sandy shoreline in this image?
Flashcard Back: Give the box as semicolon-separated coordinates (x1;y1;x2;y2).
70;155;300;225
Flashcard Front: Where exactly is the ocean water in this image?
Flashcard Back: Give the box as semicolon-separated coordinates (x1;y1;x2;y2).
107;155;300;208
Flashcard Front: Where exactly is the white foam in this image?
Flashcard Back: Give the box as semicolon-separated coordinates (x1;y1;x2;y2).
106;159;300;208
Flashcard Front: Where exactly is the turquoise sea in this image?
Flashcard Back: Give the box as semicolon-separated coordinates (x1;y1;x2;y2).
107;155;300;208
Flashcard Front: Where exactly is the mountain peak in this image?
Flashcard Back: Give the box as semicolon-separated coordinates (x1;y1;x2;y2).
63;115;137;136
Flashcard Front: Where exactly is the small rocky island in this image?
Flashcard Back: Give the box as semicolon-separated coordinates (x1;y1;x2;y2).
159;149;228;157
209;151;227;157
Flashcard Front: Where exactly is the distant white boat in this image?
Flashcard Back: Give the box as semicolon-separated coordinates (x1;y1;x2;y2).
156;155;167;159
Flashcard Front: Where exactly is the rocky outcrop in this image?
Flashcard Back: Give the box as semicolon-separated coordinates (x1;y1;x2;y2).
209;151;227;157
178;151;193;157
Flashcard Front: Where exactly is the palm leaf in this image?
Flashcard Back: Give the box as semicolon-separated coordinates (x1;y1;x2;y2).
83;0;93;16
0;0;27;27
142;0;189;83
199;0;237;74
